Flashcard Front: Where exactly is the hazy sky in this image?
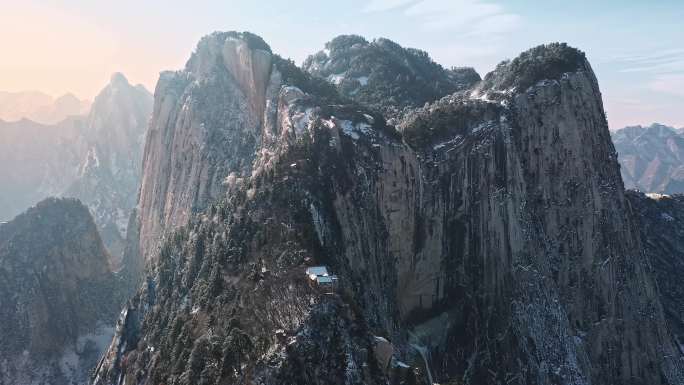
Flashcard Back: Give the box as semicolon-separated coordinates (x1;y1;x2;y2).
2;0;683;129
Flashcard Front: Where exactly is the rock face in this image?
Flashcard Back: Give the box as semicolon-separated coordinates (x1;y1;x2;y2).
0;198;123;385
92;33;684;385
626;191;684;361
612;123;684;193
303;35;480;116
135;31;284;267
0;74;152;267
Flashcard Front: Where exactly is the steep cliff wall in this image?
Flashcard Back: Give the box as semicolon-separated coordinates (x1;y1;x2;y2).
626;191;684;361
136;31;277;267
92;33;684;385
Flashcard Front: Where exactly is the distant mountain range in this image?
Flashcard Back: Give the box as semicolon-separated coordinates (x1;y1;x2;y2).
0;73;153;267
612;123;684;194
2;30;684;385
0;90;90;124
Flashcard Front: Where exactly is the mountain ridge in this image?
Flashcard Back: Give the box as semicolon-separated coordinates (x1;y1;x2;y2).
91;32;684;385
0;90;90;125
612;123;684;194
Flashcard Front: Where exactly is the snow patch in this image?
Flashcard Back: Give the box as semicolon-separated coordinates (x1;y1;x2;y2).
433;135;463;151
328;73;346;85
661;212;675;222
291;108;315;137
646;193;670;201
340;120;359;140
339;120;374;141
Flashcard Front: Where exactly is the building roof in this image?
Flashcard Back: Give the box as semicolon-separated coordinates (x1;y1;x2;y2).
316;276;334;284
306;266;329;277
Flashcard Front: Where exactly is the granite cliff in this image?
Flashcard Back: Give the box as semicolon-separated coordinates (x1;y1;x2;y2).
626;191;684;362
92;33;684;385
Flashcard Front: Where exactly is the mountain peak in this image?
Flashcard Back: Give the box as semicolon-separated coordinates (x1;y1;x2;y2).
480;42;588;94
303;34;480;114
110;72;130;86
185;31;272;75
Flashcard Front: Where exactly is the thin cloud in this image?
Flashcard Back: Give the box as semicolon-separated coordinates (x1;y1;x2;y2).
364;0;520;35
609;48;684;75
619;60;684;74
362;0;416;13
609;48;684;64
469;12;521;37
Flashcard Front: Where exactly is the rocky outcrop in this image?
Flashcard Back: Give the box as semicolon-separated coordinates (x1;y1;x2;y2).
612;123;684;193
92;33;684;385
0;198;124;385
303;35;480;117
136;31;282;266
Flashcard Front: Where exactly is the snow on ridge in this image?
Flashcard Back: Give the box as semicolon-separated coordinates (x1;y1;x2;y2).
328;73;346;85
646;193;670;201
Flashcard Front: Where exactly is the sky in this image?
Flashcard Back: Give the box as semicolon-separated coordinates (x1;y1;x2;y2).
1;0;682;129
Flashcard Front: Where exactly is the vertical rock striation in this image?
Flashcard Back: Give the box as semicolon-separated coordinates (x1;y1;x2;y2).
626;191;684;365
135;32;276;267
